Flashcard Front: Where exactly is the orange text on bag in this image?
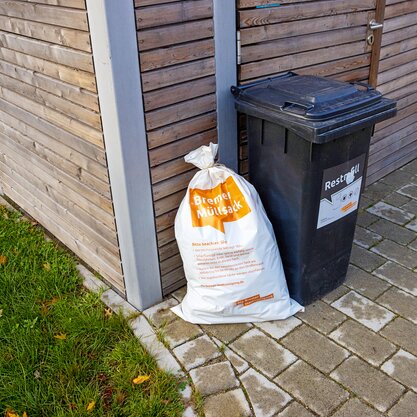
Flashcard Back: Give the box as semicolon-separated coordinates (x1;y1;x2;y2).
189;176;251;233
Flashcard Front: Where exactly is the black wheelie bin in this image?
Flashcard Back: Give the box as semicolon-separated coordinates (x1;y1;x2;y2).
232;72;396;306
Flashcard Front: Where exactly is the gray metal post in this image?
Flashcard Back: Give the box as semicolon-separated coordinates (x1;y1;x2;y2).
214;0;239;171
86;0;162;310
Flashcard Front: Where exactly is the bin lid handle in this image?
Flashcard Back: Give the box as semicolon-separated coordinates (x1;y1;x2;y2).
280;101;314;115
350;81;374;91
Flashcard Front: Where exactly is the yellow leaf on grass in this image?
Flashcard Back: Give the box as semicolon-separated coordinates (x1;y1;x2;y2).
23;412;28;417
43;262;51;271
133;375;150;385
6;410;19;417
54;333;67;340
86;400;96;411
0;255;7;265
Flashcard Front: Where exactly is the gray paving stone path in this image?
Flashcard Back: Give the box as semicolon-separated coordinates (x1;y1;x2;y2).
17;160;416;417
133;161;417;416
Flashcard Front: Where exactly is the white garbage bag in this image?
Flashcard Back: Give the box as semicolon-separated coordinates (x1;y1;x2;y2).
171;143;303;324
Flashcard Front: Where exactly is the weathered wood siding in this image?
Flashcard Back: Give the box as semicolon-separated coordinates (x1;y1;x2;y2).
367;0;417;183
0;0;124;292
135;0;217;294
237;0;377;175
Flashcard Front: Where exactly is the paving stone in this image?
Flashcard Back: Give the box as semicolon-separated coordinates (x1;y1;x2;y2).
230;328;297;378
100;289;137;317
78;264;109;293
203;389;251;417
380;317;417;356
359;195;375;210
331;398;383;417
129;316;182;374
401;198;417;214
281;325;349;373
277;402;315;417
356;211;379;228
321;285;350;304
189;361;238;397
255;316;302;340
182;406;197;417
164;319;202;348
349;245;386;272
388;391;417;417
276;361;348;416
331;356;405;412
173;335;221;370
408;238;417;251
295;300;346;334
329;319;396;366
376;287;417;324
363;181;395;201
331;291;395;331
373;261;417;296
400;158;417;174
345;265;390;300
398;183;417;199
201;323;251;344
143;298;179;327
354;226;382;249
368;219;417;245
180;384;193;401
241;368;291;416
223;346;249;374
405;218;417;232
367;202;414;225
383;192;411;208
380;170;416;189
381;349;417;392
172;286;187;302
371;240;417;269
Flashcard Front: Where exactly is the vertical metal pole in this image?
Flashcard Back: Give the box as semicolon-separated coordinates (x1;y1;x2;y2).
213;0;239;171
86;0;162;310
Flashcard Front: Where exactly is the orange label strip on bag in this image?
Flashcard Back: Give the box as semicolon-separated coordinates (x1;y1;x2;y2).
242;293;275;307
234;294;261;306
189;176;251;233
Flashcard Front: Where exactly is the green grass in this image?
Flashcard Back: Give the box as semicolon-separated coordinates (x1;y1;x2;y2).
0;206;184;417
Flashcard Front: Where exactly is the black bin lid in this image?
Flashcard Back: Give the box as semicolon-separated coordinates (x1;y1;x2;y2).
232;72;397;143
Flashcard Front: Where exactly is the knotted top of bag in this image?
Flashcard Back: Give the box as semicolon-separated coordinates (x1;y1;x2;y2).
185;142;218;170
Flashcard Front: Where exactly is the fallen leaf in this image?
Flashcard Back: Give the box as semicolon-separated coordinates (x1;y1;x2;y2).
115;391;127;406
104;307;113;318
86;400;96;411
132;375;150;385
45;297;59;307
6;410;19;417
0;255;7;265
22;412;27;417
0;309;3;318
43;263;51;271
33;370;41;379
54;333;67;340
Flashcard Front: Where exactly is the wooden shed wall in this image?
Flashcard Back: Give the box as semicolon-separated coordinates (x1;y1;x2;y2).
0;0;124;292
237;0;377;176
134;0;217;294
367;0;417;183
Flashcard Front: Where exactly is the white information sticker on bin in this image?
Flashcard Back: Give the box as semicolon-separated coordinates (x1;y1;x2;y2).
317;154;366;229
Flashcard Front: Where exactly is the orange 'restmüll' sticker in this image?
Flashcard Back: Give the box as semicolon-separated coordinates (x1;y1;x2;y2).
189;176;251;233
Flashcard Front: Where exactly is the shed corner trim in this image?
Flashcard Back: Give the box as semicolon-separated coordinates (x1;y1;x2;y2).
86;0;162;310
